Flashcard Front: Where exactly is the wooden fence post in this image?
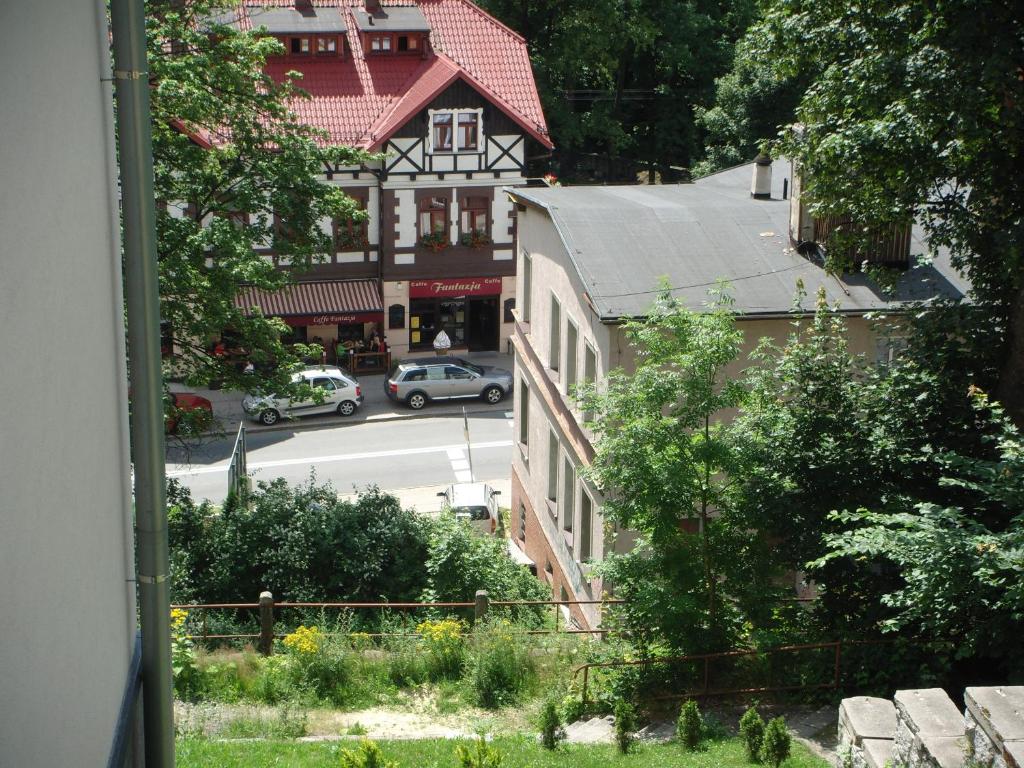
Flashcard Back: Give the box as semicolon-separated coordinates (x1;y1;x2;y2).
474;590;489;624
258;591;274;656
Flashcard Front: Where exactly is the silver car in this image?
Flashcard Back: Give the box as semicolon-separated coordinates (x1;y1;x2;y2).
385;357;513;410
242;367;363;426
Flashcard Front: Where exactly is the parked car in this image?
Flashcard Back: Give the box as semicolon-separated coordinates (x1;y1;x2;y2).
242;367;362;426
437;482;501;535
385;357;513;410
165;392;213;434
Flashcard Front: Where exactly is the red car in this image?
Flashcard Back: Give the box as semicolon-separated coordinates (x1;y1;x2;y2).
165;392;213;434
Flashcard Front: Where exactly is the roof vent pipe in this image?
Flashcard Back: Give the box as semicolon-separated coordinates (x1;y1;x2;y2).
751;153;772;199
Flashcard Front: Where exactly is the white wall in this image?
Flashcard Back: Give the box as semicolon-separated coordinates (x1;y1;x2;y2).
0;1;137;765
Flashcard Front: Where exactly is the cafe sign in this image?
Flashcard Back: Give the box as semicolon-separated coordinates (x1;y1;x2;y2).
409;277;502;298
282;312;382;327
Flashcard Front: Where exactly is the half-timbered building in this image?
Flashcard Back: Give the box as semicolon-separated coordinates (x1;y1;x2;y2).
220;0;551;361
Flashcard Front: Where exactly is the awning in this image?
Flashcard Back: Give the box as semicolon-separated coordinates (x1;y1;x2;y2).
235;279;384;327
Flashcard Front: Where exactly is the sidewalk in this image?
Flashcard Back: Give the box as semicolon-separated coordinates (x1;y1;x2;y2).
170;350;515;435
337;477;512;514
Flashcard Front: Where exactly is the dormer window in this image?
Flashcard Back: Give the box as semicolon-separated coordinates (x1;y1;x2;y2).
429;109;483;153
397;34;419;52
370;35;391;53
316;36;337;55
290;36;310;55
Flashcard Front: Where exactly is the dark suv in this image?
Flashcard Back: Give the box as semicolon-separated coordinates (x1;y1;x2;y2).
385;357;513;410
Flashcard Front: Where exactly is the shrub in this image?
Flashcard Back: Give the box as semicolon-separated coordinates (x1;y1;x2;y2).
677;699;703;750
739;706;766;762
418;618;467;681
613;699;636;754
561;694;586;725
455;738;503;768
171;609;202;701
537;698;563;750
471;620;534;708
384;631;428;687
760;717;791;768
282;625;351;705
338;740;398;768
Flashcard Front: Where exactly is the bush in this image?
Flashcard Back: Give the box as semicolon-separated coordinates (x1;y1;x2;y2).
282;625;351;705
677;699;703;750
418;618;466;681
760;717;791;768
537;698;563;750
561;694;586;724
338;740;398;768
613;699;636;754
739;706;766;762
471;620;535;708
384;631;428;687
455;738;503;768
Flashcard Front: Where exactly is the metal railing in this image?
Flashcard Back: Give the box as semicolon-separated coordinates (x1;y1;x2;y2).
572;640;846;703
106;631;143;768
171;594;626;648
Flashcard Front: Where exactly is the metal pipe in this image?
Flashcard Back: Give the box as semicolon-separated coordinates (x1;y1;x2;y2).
109;0;174;765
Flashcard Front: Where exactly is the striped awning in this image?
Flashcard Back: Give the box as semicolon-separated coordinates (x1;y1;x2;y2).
235;279;383;327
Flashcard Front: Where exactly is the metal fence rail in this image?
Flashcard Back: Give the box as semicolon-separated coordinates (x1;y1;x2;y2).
171;594;627;648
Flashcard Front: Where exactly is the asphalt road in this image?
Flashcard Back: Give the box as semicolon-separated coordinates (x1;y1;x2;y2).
165;409;515;504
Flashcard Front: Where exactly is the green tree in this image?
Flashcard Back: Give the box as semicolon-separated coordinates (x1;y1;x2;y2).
478;0;756;180
746;0;1024;422
148;0;366;399
578;285;754;651
759;717;791;768
814;391;1024;672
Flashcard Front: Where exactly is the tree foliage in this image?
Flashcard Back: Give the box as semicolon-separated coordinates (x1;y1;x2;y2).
742;0;1024;421
478;0;757;179
579;286;774;652
148;0;367;398
167;478;546;611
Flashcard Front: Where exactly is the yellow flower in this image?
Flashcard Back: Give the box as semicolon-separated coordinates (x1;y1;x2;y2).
283;625;323;656
170;608;188;630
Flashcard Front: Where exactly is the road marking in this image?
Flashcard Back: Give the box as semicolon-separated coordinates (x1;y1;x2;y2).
166;439;513;478
454;470;473;482
446;447;464;460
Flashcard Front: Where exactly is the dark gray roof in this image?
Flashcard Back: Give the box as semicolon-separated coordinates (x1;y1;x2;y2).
352;6;431;32
243;7;347;34
508;160;970;320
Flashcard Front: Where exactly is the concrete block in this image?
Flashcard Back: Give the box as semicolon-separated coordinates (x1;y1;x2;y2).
862;737;894;768
1005;741;1024;768
895;689;965;737
841;697;898;745
966;686;1024;745
917;734;969;768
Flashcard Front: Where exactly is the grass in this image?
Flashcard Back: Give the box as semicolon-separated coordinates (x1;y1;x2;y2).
176;735;829;768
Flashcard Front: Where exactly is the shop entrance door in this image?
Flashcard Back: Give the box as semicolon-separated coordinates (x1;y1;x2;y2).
467;297;499;351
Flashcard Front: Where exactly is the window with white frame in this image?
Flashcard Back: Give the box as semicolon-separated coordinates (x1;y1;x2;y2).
521;253;532;322
566;318;578;394
580;490;593;562
562;456;575;534
547;429;559;505
429;109;483;153
549;294;561;371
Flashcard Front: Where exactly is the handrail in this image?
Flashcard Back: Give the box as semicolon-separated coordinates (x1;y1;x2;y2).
106;631;143;768
571;640;845;702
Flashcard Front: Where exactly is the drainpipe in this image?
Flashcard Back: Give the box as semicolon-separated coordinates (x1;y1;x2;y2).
109;0;175;766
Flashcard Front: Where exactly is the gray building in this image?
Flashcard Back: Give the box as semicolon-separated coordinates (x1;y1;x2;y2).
505;159;968;629
0;1;138;764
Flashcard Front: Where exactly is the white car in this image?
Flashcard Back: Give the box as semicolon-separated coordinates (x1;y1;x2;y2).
437;482;501;535
242;367;363;426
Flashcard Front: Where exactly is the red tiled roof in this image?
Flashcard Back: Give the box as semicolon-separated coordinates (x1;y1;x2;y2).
236;0;552;149
236;278;384;317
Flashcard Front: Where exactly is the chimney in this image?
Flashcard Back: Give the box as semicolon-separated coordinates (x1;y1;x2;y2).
751;153;772;199
365;0;382;12
295;0;312;8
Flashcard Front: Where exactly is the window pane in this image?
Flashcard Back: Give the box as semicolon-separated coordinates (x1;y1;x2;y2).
433;114;453;151
563;457;574;532
549;295;560;370
580;492;592;561
519;383;529;446
382;36;391;50
458;113;478;150
547;430;558;502
522;254;531;322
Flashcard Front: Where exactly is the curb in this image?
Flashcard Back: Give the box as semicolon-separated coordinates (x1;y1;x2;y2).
196;403;508;438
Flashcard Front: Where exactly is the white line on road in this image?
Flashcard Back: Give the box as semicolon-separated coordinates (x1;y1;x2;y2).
166;439;513;478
